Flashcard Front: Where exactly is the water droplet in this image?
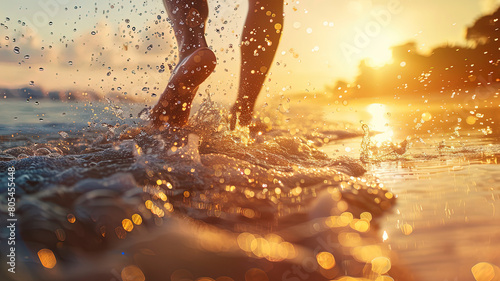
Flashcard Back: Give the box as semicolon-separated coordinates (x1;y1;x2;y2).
142;87;148;91
117;87;122;91
147;44;153;50
26;99;30;103
91;31;96;35
24;54;30;59
138;107;150;120
68;61;73;65
151;93;157;97
13;46;20;54
39;67;44;71
5;36;9;40
107;71;111;76
39;118;43;122
29;81;34;86
35;101;39;105
58;131;68;138
49;21;53;25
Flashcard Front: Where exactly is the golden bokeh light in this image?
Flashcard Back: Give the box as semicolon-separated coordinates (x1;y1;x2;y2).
371;257;392;274
67;213;76;223
37;249;57;269
121;265;146;281
316;251;336;269
401;223;413;235
471;262;500;281
421;112;432;122
466;116;477;125
242;208;256;218
338;232;361;248
352;219;370;232
245;268;269;281
360;212;373;221
122;219;134;232
115;227;127;239
237;232;256;252
352;245;383;262
131;214;143;225
55;229;66;241
251;237;270;258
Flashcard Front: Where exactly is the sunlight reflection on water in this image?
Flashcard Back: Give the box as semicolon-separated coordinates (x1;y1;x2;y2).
366;103;394;146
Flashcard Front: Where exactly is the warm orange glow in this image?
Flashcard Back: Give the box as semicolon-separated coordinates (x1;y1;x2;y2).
371;257;392;274
121;265;146;281
122;219;134;232
365;46;393;68
131;214;143;225
316;252;336;269
382;231;389;242
471;262;500;281
245;268;269;281
37;249;57;269
401;223;413;235
366;103;394;145
67;214;76;224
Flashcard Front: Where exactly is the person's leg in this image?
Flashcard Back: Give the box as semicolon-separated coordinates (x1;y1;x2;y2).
150;0;217;129
230;0;284;129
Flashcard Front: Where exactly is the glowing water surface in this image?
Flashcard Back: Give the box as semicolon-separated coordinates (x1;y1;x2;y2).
1;93;500;281
318;94;500;281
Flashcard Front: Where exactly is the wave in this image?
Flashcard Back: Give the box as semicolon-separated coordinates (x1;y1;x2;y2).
0;98;398;281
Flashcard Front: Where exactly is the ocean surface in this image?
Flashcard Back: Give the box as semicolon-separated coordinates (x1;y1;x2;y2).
0;93;499;281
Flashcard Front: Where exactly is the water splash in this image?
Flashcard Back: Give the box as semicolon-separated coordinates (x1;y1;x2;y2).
0;101;397;281
361;124;412;162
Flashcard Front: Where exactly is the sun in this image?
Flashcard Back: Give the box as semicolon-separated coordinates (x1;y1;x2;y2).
362;33;397;68
364;46;393;68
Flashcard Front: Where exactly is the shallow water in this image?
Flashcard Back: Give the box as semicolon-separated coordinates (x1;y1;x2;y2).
373;158;500;281
1;98;398;281
317;94;500;281
1;95;500;281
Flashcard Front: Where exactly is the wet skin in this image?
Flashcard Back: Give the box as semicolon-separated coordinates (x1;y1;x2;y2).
149;0;284;130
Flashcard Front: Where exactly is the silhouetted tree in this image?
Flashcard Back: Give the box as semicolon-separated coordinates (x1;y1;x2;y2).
344;6;500;98
466;7;500;45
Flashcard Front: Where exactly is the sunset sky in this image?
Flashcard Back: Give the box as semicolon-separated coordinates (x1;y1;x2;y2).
0;0;499;104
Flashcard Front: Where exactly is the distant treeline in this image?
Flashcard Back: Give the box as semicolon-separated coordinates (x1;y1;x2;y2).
334;6;500;98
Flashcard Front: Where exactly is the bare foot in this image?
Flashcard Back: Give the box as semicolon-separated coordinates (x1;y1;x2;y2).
229;104;253;130
150;47;217;129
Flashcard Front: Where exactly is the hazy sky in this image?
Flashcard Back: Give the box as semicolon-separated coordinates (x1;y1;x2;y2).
0;0;498;104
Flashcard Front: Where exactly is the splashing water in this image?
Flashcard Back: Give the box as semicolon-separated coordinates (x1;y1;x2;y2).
0;99;398;281
360;124;412;162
